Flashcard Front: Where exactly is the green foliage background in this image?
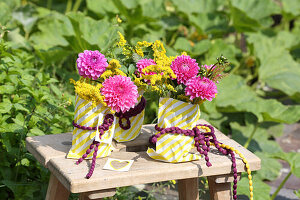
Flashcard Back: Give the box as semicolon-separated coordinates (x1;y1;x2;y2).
0;0;300;199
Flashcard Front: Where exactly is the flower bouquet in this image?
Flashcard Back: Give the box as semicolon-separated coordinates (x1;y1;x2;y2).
67;32;181;178
146;54;225;163
67;51;142;178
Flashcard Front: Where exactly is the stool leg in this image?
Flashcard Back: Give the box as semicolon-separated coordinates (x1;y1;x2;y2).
46;173;70;200
207;176;231;200
178;178;199;200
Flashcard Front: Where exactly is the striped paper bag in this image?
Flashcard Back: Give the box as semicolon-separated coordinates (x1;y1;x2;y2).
113;95;145;142
147;97;201;162
67;95;116;159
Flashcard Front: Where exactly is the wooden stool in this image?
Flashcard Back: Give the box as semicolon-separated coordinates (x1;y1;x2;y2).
26;119;260;200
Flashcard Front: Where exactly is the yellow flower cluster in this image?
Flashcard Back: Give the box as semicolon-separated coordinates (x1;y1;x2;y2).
135;41;152;57
116;15;122;23
151;40;176;79
117;32;126;47
100;59;126;80
117;32;131;58
133;76;148;92
107;59;121;69
70;78;106;107
140;40;177;93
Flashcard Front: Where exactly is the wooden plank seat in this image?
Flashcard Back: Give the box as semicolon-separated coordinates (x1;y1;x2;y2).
26;119;261;200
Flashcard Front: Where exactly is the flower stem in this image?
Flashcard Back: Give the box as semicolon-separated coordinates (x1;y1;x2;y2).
65;0;72;13
72;0;82;12
151;117;158;124
270;171;292;200
244;123;258;149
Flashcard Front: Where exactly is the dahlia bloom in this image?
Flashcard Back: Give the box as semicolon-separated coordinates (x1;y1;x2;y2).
77;50;108;80
101;75;138;113
170;55;199;84
185;77;217;101
136;58;156;77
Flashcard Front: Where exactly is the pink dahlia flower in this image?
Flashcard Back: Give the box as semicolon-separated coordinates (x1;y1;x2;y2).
136;59;156;77
101;75;138;112
185;77;217;101
77;50;108;80
170;55;199;84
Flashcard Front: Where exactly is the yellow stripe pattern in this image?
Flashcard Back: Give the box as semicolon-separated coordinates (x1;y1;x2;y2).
113;96;145;142
147;98;201;163
67;95;115;159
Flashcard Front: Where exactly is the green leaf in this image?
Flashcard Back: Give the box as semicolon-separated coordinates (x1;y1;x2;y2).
21;158;30;166
237;175;271;200
255;152;281;181
216;75;300;123
120;0;139;9
35;47;71;65
231;0;280;27
1;132;13;153
29;128;45;136
13;113;25;126
0;2;12;25
140;0;166;19
260;51;300;96
66;12;121;53
205;39;241;65
50;84;62;97
161;15;181;31
229;6;260;32
192;39;212;56
0;85;15;94
282;0;300;17
2;180;39;199
128;64;136;75
189;13;229;35
0;102;12;114
271;152;300;178
12;4;38;34
6;123;25;134
119;65;128;74
231;120;283;153
247;32;300;96
173;37;192;52
14;103;30;113
30;12;73;49
170;0;225;15
87;0;118;15
260;122;284;138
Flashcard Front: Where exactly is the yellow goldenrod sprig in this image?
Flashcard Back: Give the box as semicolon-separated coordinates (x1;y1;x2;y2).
117;32;126;47
70;78;106;107
135;41;153;57
100;59;126;80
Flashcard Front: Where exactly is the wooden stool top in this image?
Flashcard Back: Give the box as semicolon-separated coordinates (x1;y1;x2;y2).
26;119;261;193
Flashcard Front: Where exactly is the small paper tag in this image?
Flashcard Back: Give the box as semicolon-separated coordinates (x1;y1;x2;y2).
103;158;134;172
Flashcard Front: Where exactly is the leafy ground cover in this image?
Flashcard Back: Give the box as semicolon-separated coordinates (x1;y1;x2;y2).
0;0;300;199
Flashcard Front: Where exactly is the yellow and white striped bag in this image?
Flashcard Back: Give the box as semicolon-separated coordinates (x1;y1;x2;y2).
67;95;116;159
147;97;201;163
113;96;145;142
